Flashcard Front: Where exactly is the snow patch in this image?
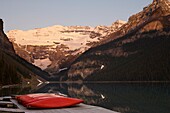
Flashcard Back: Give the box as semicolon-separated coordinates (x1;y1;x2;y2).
33;58;52;70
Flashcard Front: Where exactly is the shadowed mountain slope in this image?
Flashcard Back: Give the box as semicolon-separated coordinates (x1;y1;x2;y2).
0;19;51;85
67;0;170;81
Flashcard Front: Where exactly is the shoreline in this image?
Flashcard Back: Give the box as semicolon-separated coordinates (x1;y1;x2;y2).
45;80;170;84
0;84;20;89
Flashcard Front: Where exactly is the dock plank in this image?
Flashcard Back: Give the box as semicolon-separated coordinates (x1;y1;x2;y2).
0;99;118;113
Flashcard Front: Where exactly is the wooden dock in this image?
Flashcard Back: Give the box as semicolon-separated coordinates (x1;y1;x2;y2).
0;99;118;113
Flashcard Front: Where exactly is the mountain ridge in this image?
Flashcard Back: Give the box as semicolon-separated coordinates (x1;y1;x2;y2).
95;0;170;46
0;19;51;85
67;0;170;81
7;20;126;75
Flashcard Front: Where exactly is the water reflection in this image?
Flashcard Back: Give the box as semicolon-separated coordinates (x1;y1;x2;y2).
0;83;170;113
0;85;31;97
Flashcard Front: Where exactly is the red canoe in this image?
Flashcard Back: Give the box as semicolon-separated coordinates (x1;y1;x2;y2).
15;93;84;109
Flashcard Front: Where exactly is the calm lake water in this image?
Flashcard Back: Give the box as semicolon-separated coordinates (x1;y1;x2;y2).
0;83;170;113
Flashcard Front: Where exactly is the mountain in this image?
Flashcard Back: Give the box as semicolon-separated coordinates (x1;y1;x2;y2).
97;0;170;45
67;0;170;81
0;19;20;85
7;20;126;75
0;19;49;86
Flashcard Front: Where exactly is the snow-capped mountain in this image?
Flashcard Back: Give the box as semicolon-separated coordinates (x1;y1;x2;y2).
7;20;126;75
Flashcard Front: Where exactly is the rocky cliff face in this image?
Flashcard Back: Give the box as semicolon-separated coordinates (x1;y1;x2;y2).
67;0;170;81
0;19;21;85
98;0;170;45
7;20;126;75
0;19;49;85
0;19;15;54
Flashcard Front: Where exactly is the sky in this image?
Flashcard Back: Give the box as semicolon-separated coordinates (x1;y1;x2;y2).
0;0;153;32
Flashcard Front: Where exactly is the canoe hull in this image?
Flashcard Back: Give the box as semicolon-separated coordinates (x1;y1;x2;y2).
15;93;83;109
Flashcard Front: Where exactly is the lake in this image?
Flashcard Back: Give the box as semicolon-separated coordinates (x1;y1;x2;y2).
0;82;170;113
